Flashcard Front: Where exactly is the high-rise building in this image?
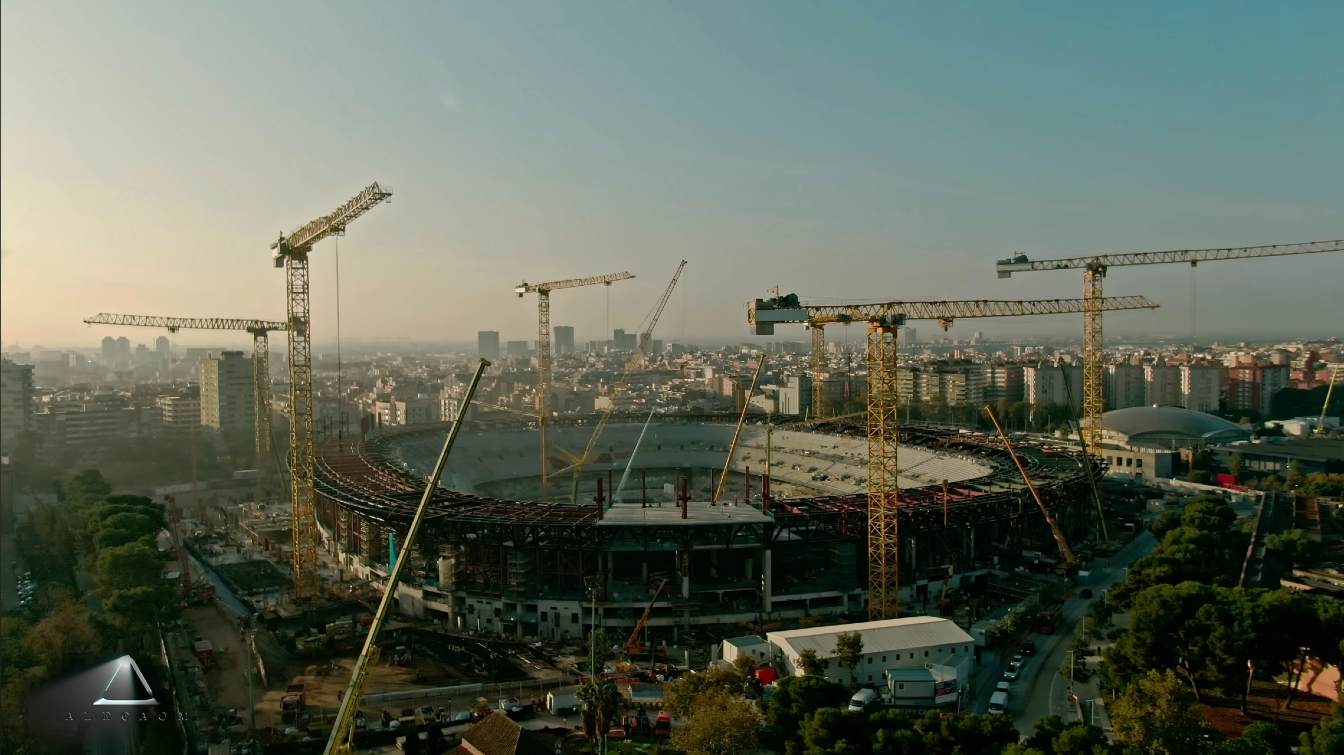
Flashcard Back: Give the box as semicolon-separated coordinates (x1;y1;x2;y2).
100;336;117;366
1226;364;1289;415
1144;363;1182;407
1180;364;1224;412
201;351;254;436
1106;364;1147;410
477;331;501;360
1024;364;1083;410
612;329;638;351
777;374;811;416
506;340;530;357
0;359;34;452
115;337;131;369
986;364;1025;403
553;326;575;356
155;335;171;356
157;391;201;436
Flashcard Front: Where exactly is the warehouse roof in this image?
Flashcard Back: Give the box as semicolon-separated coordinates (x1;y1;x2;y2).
768;616;973;660
724;635;768;649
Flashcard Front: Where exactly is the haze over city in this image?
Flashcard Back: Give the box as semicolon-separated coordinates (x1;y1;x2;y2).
3;1;1342;347
3;3;1343;755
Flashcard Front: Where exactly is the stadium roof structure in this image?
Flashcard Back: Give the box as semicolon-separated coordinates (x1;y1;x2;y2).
1101;405;1249;448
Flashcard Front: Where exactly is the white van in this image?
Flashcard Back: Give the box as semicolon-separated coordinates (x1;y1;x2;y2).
988;691;1008;715
848;688;880;712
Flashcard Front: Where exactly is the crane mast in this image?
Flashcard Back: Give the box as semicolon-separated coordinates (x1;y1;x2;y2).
271;182;392;599
748;292;1160;619
82;312;288;501
514;271;635;499
996;240;1343;453
638;260;687;354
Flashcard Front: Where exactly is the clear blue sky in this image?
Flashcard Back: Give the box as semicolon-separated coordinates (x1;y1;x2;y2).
3;0;1341;348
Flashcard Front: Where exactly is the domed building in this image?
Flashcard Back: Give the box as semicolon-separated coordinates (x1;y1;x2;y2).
1098;405;1249;450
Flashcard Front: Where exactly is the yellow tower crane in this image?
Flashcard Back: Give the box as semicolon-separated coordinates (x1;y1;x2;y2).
514;271;636;499
1318;365;1342;436
271;182;392;599
996;240;1343;452
82;313;287;498
749;293;1159;620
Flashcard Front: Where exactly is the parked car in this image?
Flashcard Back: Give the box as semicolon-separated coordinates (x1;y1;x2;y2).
1002;667;1019;682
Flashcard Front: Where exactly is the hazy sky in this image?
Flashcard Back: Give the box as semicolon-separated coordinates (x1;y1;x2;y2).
3;1;1341;350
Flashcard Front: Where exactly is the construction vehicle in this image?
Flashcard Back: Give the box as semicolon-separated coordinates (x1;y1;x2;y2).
271;183;392;598
84;313;287;500
995;240;1343;453
515;271;635;499
624;579;669;659
322;360;489;755
983;404;1077;576
748;294;1156;618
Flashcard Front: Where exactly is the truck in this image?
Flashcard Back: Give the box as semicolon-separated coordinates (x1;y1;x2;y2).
848;688;880;712
988;691;1008;715
281;683;306;721
546;687;579;715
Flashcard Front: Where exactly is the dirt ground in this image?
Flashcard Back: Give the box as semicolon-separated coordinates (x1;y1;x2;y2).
253;657;426;729
184;605;257;715
1199;680;1336;739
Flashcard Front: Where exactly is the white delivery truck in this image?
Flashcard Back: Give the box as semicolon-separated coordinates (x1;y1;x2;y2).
988;691;1009;715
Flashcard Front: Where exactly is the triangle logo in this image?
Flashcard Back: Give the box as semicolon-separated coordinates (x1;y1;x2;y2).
93;655;159;706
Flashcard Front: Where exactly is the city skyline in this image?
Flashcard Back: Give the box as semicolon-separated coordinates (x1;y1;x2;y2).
3;2;1342;346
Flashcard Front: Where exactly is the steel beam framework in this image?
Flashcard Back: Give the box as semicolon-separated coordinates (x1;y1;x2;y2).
866;323;901;619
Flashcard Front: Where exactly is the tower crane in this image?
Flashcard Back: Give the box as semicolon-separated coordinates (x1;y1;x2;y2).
996;240;1344;451
637;260;687;354
271;182;392;599
797;296;1160;421
515;271;635;499
749;293;1160;620
1318;365;1342;436
550;262;686;502
82;313;287;498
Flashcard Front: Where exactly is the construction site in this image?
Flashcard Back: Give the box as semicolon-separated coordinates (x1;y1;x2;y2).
74;182;1339;755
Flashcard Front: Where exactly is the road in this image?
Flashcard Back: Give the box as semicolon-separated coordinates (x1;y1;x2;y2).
1006;532;1157;732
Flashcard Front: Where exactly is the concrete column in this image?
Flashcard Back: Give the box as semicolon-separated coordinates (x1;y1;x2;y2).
680;551;690;599
641;560;648;583
744;557;753;581
762;549;773;613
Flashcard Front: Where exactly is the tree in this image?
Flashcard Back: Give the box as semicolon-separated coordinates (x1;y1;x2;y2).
23;597;102;678
834;631;864;685
732;652;758;678
576;677;620;748
1228;453;1245;482
799;707;868;754
96;541;165;593
1299;702;1344;755
1214;722;1287;755
758;675;850;748
62;469;111;506
670;688;761;755
1109;670;1211;755
663;665;743;717
798;647;828;677
1286;461;1305;490
1265;528;1313;570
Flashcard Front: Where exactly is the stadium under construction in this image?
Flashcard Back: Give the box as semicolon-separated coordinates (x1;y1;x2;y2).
313;416;1099;645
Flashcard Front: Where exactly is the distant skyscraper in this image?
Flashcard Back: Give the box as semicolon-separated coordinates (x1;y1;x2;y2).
1180;364;1223;412
115;337;131;368
101;336;116;365
613;329;637;351
506;340;530;357
155;335;170;356
201;351;254;436
0;359;34;453
477;331;500;360
553;326;575;355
